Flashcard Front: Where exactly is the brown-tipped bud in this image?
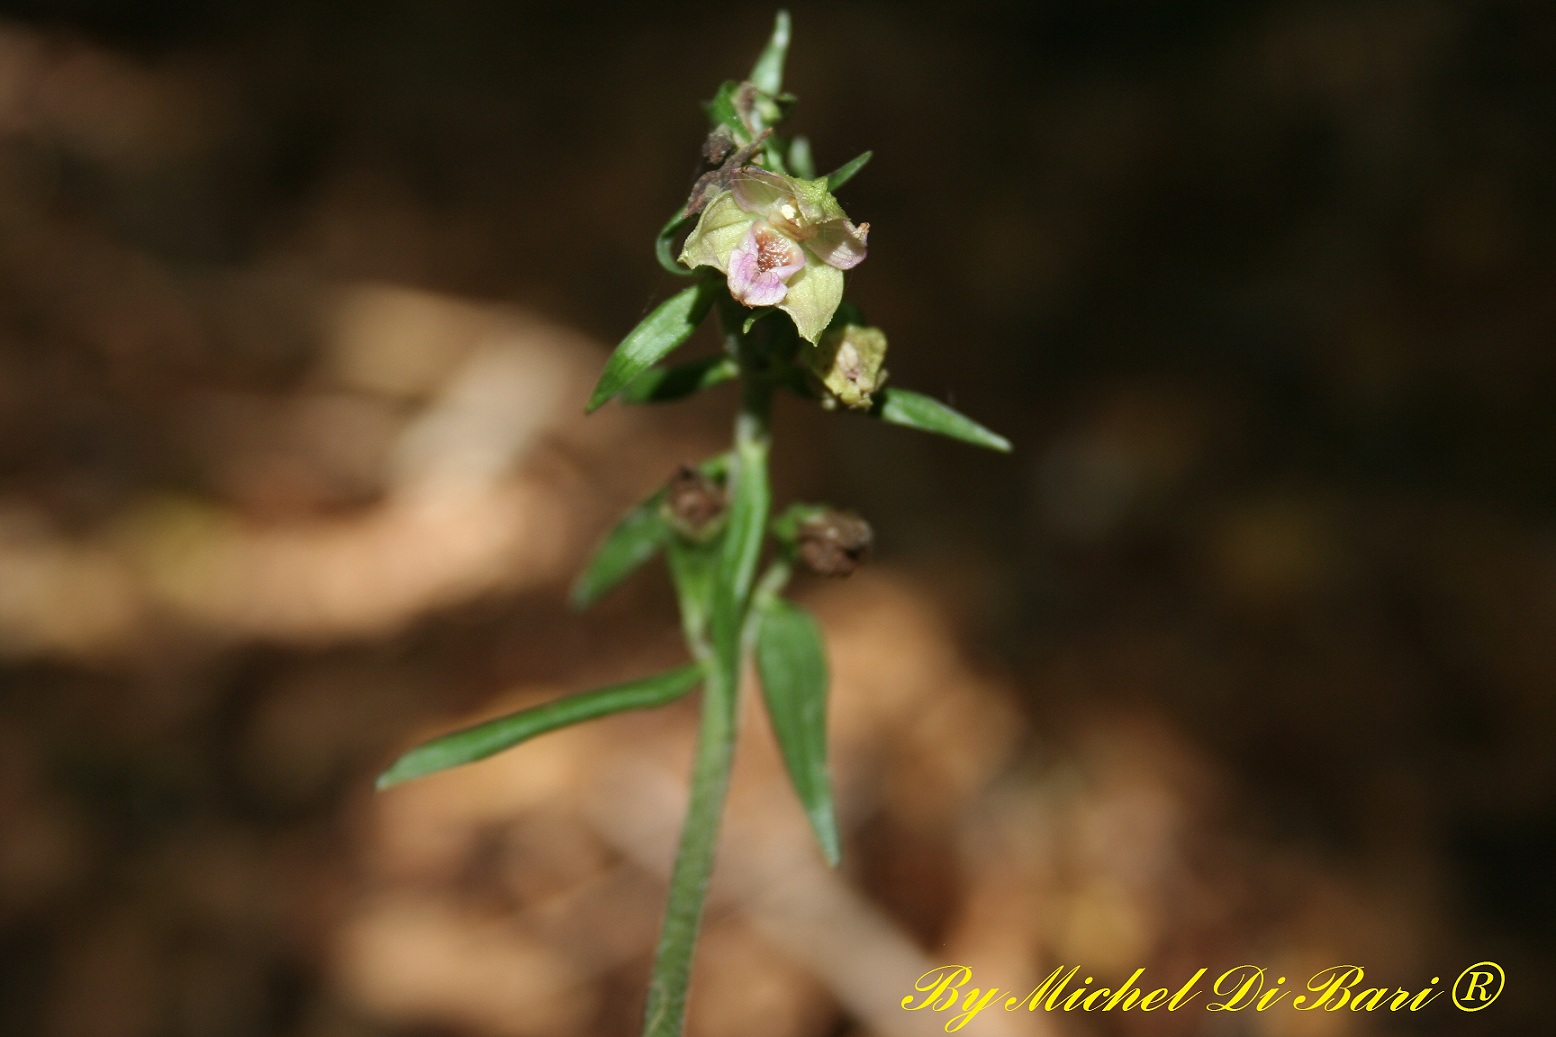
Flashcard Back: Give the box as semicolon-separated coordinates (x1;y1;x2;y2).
663;465;727;542
797;509;873;577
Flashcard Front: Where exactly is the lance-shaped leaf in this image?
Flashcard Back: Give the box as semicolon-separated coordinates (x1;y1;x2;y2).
708;433;770;683
570;492;669;610
872;386;1012;453
587;279;720;412
667;536;719;645
620;355;739;405
825;151;872;192
656;212;696;277
377;663;703;789
573;454;731;608
755;598;840;866
725;438;771;606
706;80;748;140
749;10;791;95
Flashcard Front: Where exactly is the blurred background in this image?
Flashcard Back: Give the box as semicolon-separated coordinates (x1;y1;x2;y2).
0;2;1551;1035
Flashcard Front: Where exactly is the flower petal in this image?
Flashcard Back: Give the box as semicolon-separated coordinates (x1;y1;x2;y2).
678;191;755;272
730;168;791;214
777;261;844;344
808;219;869;270
732;169;852;229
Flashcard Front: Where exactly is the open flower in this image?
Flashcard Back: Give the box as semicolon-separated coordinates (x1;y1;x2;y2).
679;168;868;343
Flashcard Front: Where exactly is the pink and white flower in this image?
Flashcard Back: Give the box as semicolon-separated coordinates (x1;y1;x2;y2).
679;168;869;343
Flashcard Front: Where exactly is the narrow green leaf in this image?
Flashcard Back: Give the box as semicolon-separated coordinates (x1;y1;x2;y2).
667;537;719;645
755;599;840;866
709;432;771;695
825;150;873;191
620;355;738;405
749;11;791;96
706;80;747;139
574;453;730;609
656;212;696;277
787;135;816;179
722;449;769;608
377;664;703;789
873;386;1013;453
712;429;768;629
587;280;719;412
570;493;668;610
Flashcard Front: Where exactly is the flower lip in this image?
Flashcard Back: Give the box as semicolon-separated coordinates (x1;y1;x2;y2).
727;221;805;306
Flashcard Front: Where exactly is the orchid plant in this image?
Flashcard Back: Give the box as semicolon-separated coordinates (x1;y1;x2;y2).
376;13;1009;1036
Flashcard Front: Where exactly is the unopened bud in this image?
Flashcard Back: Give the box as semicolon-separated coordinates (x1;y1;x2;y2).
662;465;727;542
806;324;888;411
797;509;873;576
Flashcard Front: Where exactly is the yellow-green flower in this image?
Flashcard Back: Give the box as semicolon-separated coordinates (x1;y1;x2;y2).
679;168;868;343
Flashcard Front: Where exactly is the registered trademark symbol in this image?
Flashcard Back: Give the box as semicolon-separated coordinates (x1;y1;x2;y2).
1451;962;1504;1011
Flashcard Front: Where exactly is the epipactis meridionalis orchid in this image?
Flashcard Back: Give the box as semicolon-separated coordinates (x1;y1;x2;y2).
679;168;868;343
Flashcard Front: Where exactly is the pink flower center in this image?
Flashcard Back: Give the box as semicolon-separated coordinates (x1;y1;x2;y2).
754;226;799;273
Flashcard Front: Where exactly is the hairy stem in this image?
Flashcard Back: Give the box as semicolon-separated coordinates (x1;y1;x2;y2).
641;303;774;1037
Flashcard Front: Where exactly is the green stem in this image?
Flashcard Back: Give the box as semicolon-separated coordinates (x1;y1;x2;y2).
641;301;774;1037
640;632;734;1037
